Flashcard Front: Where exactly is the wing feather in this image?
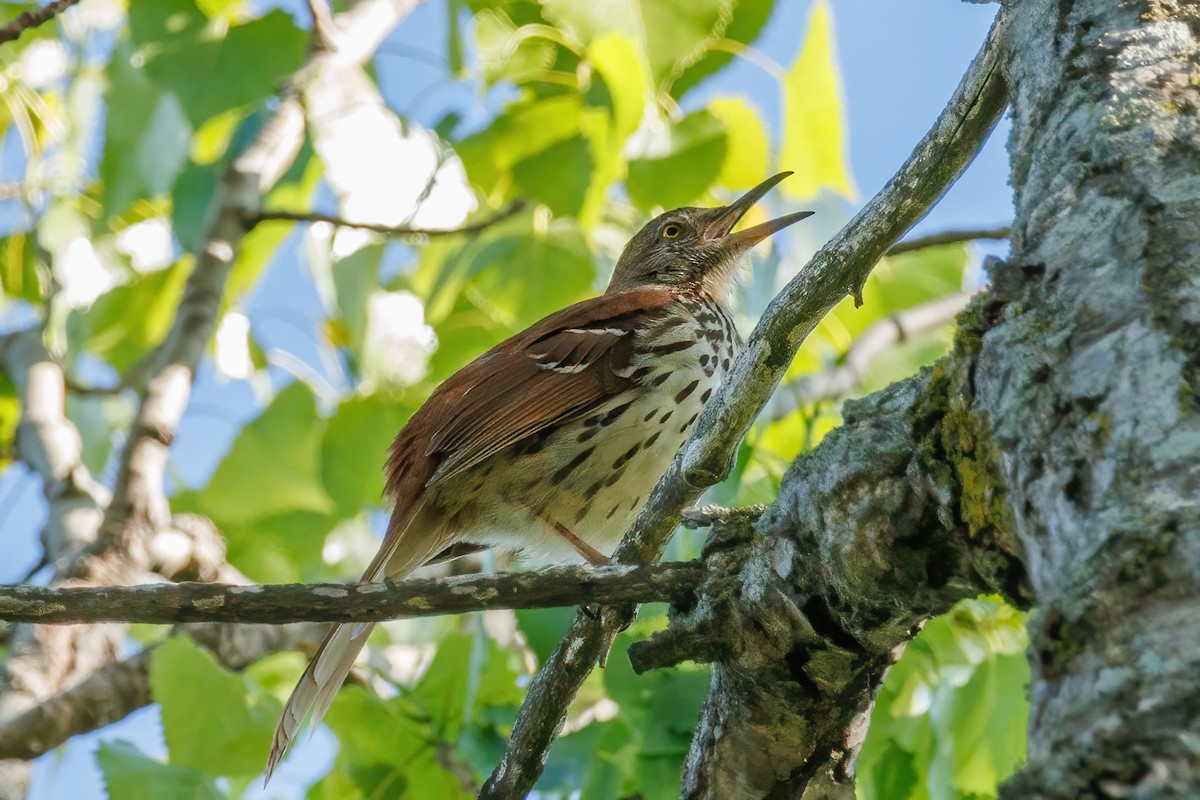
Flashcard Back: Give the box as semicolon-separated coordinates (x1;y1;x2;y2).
400;287;678;489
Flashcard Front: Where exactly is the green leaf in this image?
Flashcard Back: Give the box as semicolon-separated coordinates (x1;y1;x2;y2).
515;606;575;665
0;374;19;470
670;0;774;98
149;637;280;777
474;8;556;86
540;0;733;89
600;633;709;798
456;94;583;199
779;0;854;201
577;32;648;225
418;215;595;353
858;598;1029;800
580;718;640;800
412;633;523;739
321;393;411;515
0;233;44;304
330;244;385;361
708;96;770;189
511;135;594;216
171;160;220;251
96;741;224;800
206;508;341;583
324;686;431;769
71;260;190;372
102;46;193;216
182;382;334;525
627;110;727;209
132;0;307;127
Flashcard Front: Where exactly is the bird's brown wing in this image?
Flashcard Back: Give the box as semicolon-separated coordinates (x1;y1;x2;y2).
418;285;678;486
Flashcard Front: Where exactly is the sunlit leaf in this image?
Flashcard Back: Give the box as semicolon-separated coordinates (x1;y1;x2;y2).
150;637;280;777
71;259;190;372
671;0;774;98
102;46;193;216
456;94;583;200
132;0;307;127
578;32;648;224
0;374;19;470
540;0;733;89
321;393;411;515
474;7;556;86
859;598;1028;800
179;382;334;525
0;232;45;304
627;110;727;209
708;96;770;189
780;0;854;201
96;741;224;800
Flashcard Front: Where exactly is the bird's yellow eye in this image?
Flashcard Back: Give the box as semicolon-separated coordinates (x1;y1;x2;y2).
662;224;682;239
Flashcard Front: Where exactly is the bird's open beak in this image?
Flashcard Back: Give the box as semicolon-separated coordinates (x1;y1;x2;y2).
701;171;814;247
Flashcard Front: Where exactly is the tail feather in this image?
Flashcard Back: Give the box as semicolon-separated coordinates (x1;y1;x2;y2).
265;502;448;783
266;621;373;780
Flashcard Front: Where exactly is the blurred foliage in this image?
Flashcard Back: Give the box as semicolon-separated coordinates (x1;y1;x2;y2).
0;0;1024;798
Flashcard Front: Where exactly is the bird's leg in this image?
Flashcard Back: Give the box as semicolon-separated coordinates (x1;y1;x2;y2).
545;523;631;668
544;521;611;622
551;522;608;566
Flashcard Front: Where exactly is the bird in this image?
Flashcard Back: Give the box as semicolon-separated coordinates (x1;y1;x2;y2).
265;171;811;779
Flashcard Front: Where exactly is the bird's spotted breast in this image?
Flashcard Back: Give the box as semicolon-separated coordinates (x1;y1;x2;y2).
441;297;738;563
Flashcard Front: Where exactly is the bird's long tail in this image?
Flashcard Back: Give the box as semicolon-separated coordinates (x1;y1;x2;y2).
265;503;445;782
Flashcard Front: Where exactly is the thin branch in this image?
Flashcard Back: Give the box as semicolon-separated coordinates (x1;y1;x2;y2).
249;200;525;239
0;563;703;625
480;16;1010;799
764;290;977;417
0;0;79;44
305;0;337;52
886;226;1010;256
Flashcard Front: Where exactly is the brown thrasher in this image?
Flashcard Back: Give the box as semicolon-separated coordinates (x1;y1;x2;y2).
266;172;811;778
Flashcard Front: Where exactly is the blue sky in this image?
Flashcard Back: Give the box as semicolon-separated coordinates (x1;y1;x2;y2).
6;2;1009;798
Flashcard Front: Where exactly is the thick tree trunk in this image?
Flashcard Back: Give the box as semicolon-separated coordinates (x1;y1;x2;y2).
991;1;1200;795
669;2;1200;796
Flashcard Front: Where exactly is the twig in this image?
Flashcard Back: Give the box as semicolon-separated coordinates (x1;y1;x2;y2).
764;290;976;417
0;0;79;44
480;16;1009;799
0;563;704;625
886;226;1010;257
248;200;525;238
305;0;337;51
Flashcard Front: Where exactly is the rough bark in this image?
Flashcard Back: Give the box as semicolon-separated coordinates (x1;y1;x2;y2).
639;304;1027;798
661;2;1200;797
990;1;1200;795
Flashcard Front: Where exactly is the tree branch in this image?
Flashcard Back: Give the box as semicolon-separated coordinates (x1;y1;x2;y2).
0;563;703;625
886;226;1010;256
249;200;525;238
0;0;79;44
481;15;1009;799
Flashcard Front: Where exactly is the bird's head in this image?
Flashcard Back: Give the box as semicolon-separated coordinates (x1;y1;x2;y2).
607;172;812;301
